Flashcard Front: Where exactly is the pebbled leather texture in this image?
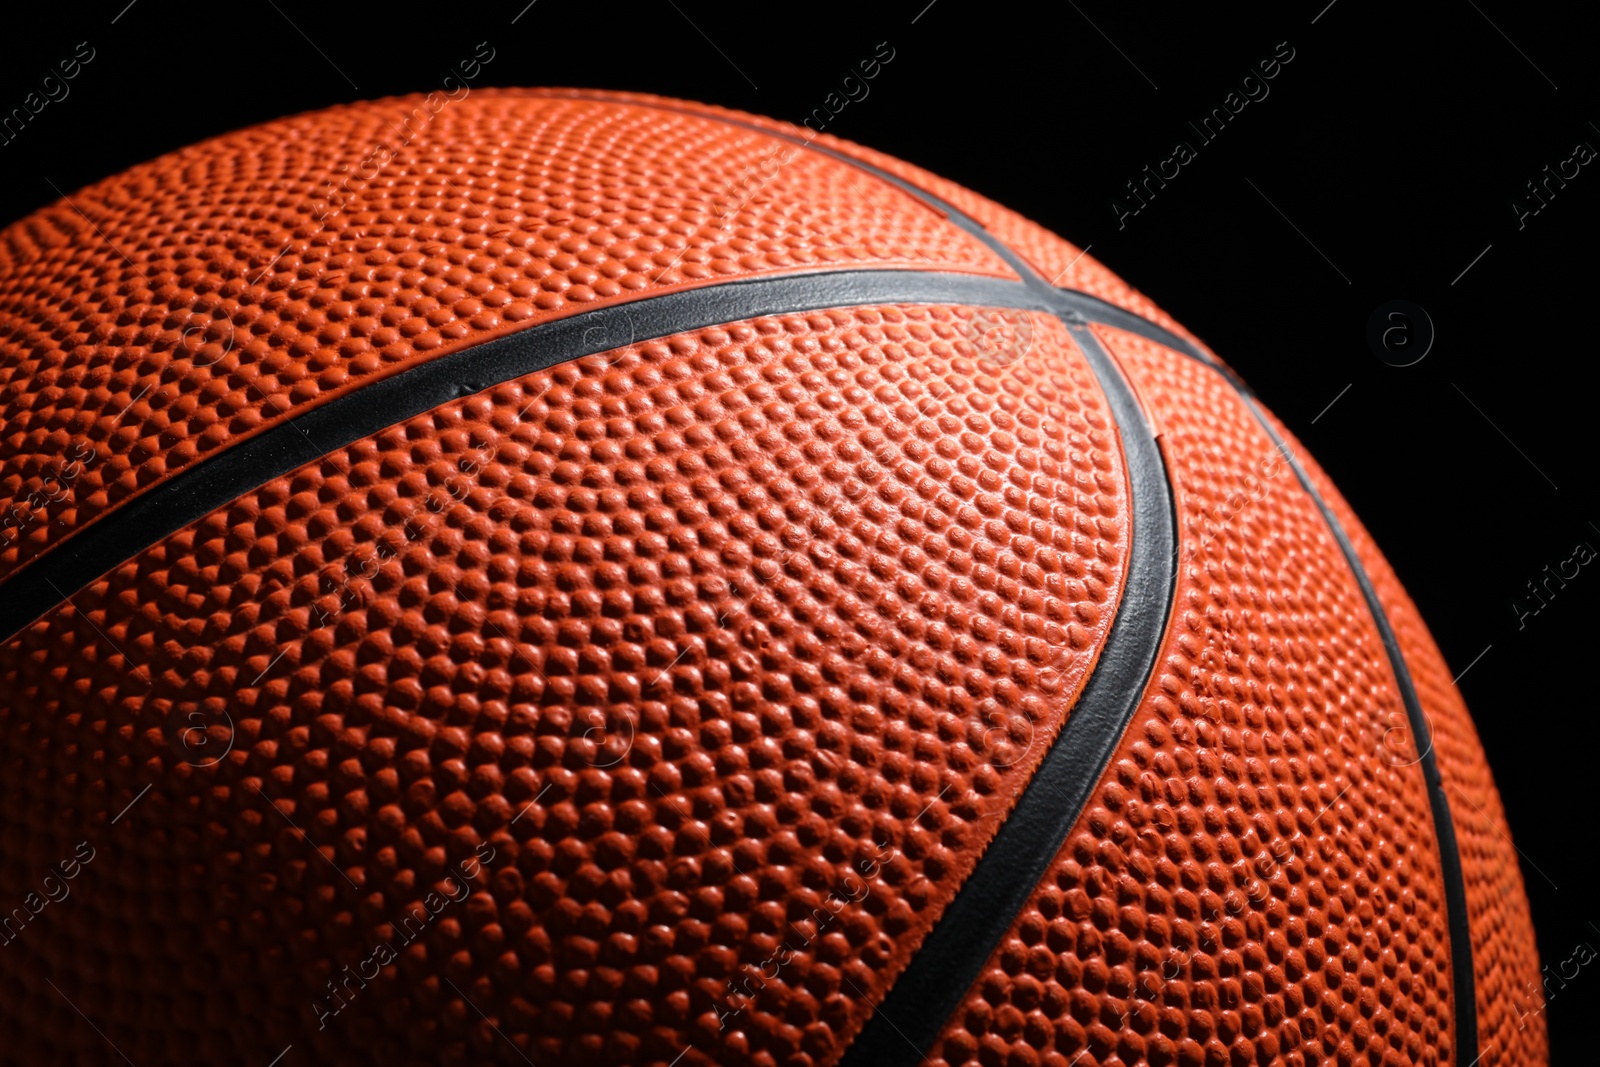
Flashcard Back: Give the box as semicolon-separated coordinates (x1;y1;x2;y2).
521;88;1211;359
924;326;1461;1067
0;91;1014;586
1280;415;1549;1067
0;304;1131;1065
0;91;1544;1067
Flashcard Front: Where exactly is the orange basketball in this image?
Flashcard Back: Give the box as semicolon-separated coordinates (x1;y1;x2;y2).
0;91;1544;1067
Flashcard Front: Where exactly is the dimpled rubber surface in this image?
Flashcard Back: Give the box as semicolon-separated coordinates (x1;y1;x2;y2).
0;89;1545;1067
0;91;1013;585
925;327;1457;1067
1275;417;1548;1066
796;140;1206;354
0;305;1131;1066
525;88;1210;356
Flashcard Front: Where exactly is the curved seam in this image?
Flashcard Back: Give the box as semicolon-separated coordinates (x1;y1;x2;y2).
759;111;1479;1063
563;93;1465;1067
699;89;1179;1062
1234;391;1477;1066
1087;316;1477;1065
522;91;1213;363
0;93;1475;1064
563;91;1185;1067
0;269;1052;644
837;320;1175;1066
0;93;1200;608
0;255;1183;1067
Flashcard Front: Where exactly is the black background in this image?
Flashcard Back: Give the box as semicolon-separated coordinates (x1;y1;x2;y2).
1;0;1591;1059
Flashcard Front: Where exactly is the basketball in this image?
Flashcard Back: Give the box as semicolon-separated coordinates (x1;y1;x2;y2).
0;91;1544;1066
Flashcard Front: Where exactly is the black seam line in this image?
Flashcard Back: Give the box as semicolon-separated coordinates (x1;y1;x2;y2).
604;92;1179;1065
2;93;1186;1062
0;273;1203;648
706;87;1481;1063
3;88;1474;1061
534;92;1218;364
725;92;1479;1061
838;324;1176;1067
693;90;1179;1065
588;95;1477;1063
1235;391;1477;1065
0;95;1199;640
0;268;1057;646
599;93;1180;1065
